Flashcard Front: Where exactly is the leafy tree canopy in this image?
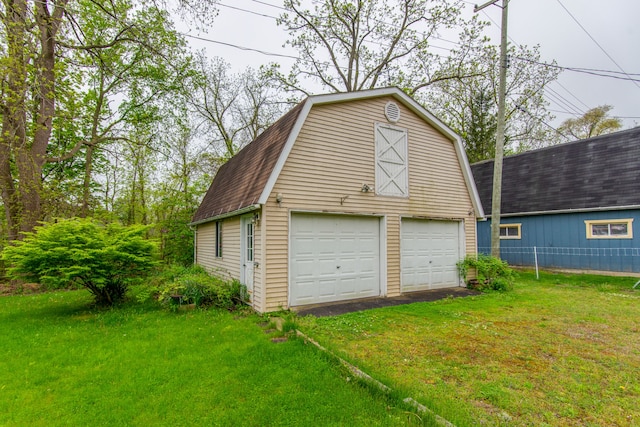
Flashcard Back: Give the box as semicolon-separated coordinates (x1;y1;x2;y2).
273;0;487;95
423;43;561;162
557;105;623;141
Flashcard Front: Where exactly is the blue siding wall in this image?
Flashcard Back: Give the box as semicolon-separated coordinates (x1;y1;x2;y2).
477;209;640;273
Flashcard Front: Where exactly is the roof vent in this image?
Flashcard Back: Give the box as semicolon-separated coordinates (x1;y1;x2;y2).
385;101;400;123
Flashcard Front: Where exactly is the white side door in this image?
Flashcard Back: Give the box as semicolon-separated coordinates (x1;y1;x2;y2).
240;215;255;292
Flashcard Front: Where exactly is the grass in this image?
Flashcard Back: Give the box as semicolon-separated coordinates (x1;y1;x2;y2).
0;291;432;426
297;271;640;426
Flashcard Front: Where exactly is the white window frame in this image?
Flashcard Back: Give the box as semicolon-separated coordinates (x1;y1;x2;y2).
499;223;521;240
374;123;409;197
585;218;633;239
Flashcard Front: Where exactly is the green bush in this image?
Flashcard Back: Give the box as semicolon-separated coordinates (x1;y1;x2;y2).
158;211;194;267
457;254;516;292
1;218;157;305
156;265;247;310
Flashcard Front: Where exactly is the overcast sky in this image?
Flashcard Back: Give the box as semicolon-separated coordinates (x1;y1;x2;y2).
179;0;640;130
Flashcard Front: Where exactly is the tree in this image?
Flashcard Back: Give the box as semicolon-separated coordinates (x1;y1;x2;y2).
458;86;498;163
423;43;561;162
185;55;286;159
557;105;622;140
0;0;213;241
150;120;212;266
1;0;68;241
274;0;486;95
2;218;157;305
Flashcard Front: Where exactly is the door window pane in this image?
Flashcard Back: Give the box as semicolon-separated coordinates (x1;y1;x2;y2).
247;223;254;262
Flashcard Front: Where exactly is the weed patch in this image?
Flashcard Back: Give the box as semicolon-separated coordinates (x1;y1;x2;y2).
298;271;640;426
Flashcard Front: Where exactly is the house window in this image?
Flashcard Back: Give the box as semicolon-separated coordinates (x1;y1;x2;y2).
585;219;633;239
375;123;408;197
499;223;521;239
246;222;254;262
215;221;223;257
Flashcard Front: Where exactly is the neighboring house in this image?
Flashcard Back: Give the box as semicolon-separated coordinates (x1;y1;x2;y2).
191;88;484;313
471;126;640;274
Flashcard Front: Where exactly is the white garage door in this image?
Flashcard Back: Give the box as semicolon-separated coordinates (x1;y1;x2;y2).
290;214;380;306
401;219;461;292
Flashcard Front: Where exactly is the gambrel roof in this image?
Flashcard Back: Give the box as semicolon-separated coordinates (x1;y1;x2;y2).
192;103;305;223
470;126;640;216
192;87;484;224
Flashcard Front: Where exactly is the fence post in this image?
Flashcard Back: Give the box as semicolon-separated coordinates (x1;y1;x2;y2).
534;246;539;280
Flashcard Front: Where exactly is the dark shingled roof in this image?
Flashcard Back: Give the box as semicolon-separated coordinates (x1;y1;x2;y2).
470;126;640;216
192;101;306;223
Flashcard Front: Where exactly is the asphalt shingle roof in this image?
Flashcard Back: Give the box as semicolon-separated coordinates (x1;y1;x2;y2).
470;126;640;216
192;101;305;223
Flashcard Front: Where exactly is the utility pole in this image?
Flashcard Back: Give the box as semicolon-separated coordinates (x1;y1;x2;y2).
474;0;508;258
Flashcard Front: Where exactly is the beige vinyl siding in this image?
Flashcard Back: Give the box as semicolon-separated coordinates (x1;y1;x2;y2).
196;217;241;280
386;215;401;296
261;203;288;311
262;96;477;311
195;222;216;271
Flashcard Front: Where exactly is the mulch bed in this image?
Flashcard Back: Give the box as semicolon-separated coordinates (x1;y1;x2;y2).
0;282;44;296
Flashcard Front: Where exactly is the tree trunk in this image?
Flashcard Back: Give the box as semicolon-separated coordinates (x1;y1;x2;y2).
0;0;68;240
82;144;95;217
0;0;29;240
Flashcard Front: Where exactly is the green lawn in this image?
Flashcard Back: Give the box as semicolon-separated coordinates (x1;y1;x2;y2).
298;271;640;427
0;291;428;426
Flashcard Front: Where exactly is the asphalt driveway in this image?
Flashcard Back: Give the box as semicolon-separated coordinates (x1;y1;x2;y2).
295;287;479;317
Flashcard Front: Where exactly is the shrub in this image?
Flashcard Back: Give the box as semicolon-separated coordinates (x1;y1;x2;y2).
457;254;516;292
158;211;194;267
156;265;247;310
1;218;157;305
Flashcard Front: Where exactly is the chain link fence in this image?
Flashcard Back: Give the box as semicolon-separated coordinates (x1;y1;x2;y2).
478;246;640;273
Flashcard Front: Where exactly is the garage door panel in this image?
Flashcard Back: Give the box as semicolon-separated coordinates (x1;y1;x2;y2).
290;214;381;306
358;258;377;274
294;280;317;302
318;279;337;298
401;219;461;292
338;277;357;296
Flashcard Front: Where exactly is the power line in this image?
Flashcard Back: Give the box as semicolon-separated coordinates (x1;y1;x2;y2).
556;0;640;91
553;81;590;111
194;0;637;125
549;108;580;116
223;1;640;83
549;109;640;121
218;2;278;19
545;87;584;117
208;1;468;65
244;0;465;49
248;0;287;11
182;33;298;60
513;56;640;82
514;103;570;141
464;0;588;117
183;31;456;75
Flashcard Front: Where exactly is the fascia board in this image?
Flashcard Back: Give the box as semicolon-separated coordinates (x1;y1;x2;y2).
189;204;261;226
487;204;640;218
